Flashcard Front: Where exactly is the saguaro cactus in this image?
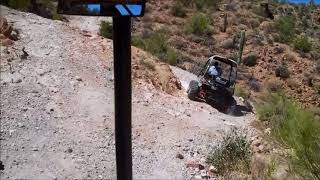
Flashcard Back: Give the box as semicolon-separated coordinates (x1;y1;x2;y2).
238;31;246;64
223;13;228;32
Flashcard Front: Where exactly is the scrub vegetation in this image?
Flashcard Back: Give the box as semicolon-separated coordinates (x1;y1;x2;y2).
132;31;179;65
207;129;251;176
257;93;320;179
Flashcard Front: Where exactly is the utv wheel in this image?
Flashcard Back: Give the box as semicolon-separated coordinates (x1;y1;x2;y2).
225;97;237;115
188;80;199;101
226;104;236;115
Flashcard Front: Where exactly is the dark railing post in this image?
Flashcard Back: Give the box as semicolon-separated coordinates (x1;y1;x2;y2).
113;16;132;180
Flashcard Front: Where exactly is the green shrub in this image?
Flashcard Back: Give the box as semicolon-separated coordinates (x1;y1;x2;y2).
2;0;63;20
243;53;258;67
257;93;320;179
221;38;235;49
235;86;250;99
248;78;262;92
100;21;113;39
266;79;284;93
194;0;219;10
274;16;296;43
132;36;145;48
252;5;266;17
6;0;31;11
140;58;155;71
143;32;168;59
43;0;63;20
314;84;320;95
275;64;290;79
167;49;178;65
293;35;312;53
207;129;251;175
176;0;190;6
185;13;211;36
194;0;206;10
171;2;187;18
132;31;179;65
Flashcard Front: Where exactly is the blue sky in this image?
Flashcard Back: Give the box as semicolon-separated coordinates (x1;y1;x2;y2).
287;0;320;4
87;4;101;12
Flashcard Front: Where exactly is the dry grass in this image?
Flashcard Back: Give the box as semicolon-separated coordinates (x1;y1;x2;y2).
266;78;284;93
284;51;297;62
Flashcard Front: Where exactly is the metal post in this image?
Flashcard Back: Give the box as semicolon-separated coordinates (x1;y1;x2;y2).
113;16;132;180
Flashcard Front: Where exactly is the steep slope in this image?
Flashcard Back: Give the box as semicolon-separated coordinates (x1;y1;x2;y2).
134;0;320;107
0;6;254;179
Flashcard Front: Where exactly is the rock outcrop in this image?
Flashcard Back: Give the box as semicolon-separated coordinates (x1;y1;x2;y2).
0;16;19;46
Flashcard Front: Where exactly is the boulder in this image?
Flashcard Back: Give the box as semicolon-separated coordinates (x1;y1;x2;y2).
1;39;13;46
10;30;19;41
0;17;8;32
186;160;205;170
2;24;13;37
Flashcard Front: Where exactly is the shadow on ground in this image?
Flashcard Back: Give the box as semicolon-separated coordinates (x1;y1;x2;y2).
194;97;253;117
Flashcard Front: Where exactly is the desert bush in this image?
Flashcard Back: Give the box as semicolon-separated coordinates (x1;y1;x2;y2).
257;93;320;179
2;0;63;20
2;0;31;10
100;21;113;39
207;129;251;175
194;0;219;10
166;49;178;65
293;35;312;53
252;5;265;17
140;58;155;71
248;78;262;92
310;107;320;118
41;0;63;20
266;79;283;93
171;2;187;18
243;53;258;67
221;38;235;49
185;13;212;36
284;52;297;62
303;73;314;87
316;61;320;74
260;21;274;34
274;45;285;54
274;16;296;43
287;79;299;89
226;2;237;11
176;0;190;6
249;18;260;29
228;52;239;62
310;51;320;61
132;31;179;65
314;83;320;95
275;64;290;79
235;86;250;99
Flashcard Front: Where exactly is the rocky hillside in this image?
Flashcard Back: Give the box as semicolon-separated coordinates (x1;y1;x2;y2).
0;5;256;179
133;0;320;107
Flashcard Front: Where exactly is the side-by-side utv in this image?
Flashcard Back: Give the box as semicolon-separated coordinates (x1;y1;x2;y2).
188;56;237;112
187;31;246;113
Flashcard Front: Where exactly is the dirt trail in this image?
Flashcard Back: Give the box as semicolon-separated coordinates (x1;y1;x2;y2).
0;6;255;179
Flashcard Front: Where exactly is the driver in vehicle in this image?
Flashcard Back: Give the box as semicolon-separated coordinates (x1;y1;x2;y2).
208;62;222;80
